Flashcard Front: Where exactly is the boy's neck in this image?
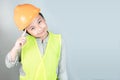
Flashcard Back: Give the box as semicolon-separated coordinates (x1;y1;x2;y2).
41;31;49;42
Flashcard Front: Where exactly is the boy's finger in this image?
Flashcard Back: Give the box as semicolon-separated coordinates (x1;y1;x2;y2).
21;29;26;37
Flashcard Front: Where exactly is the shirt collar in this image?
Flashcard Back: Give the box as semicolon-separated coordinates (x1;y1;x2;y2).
36;33;49;44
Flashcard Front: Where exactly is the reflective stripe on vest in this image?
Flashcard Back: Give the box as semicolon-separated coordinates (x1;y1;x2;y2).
21;32;61;80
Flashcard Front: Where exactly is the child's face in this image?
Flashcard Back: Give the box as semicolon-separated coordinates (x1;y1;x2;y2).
26;14;48;39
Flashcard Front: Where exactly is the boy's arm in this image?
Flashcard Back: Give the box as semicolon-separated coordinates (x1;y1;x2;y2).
5;30;26;68
58;38;68;80
5;49;21;68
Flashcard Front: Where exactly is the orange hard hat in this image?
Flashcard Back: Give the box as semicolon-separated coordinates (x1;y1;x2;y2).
14;4;40;30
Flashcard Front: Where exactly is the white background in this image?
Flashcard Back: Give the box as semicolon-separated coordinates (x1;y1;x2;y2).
0;0;120;80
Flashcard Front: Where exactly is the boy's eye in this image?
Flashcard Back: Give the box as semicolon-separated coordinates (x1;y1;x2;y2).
31;27;35;30
38;20;41;24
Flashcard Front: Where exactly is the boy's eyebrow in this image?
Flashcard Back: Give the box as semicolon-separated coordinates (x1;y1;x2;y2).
27;25;34;30
37;17;42;21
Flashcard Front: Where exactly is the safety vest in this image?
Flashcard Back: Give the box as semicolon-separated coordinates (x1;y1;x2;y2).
20;32;61;80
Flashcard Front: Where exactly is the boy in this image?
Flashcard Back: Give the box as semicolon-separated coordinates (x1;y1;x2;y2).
5;3;68;80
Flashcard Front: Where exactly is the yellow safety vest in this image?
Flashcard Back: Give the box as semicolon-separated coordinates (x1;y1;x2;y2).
20;32;61;80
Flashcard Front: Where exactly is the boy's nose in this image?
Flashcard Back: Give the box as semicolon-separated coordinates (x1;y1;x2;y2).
38;24;43;29
36;27;42;33
38;28;41;31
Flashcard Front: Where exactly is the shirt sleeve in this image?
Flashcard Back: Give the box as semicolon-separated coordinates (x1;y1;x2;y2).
5;51;20;68
58;38;68;80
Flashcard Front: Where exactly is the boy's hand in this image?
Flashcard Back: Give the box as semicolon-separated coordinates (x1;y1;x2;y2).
14;30;27;50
